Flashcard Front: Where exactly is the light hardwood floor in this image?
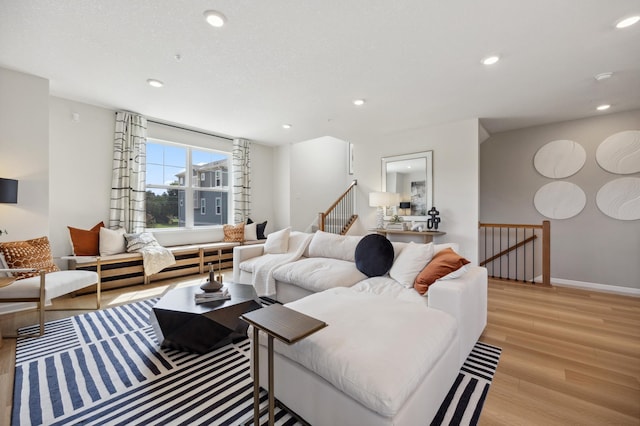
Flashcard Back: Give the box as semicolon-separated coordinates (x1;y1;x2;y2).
1;275;639;426
479;280;640;426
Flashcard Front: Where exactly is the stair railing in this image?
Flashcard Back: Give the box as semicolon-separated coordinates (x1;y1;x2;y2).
318;180;358;235
478;220;550;286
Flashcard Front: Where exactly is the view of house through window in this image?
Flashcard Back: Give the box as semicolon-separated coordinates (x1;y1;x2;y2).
146;139;230;228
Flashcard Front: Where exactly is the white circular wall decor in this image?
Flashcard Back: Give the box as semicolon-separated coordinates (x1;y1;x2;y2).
534;181;586;219
596;177;640;220
596;130;640;174
533;139;586;178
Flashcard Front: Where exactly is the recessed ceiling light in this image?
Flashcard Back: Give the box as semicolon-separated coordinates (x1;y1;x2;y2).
615;15;640;29
353;99;365;106
204;10;226;27
481;55;500;65
594;72;613;81
147;79;164;88
596;104;611;111
282;124;292;129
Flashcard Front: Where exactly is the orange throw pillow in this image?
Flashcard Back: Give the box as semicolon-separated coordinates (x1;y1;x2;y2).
414;247;470;295
223;223;245;243
68;222;104;256
0;236;60;279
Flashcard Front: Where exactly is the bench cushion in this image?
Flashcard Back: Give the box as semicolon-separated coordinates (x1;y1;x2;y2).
0;270;98;302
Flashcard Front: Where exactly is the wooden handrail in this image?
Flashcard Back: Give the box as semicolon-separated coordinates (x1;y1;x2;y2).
322;180;357;216
479;235;537;267
318;180;357;234
479;222;543;229
479;220;550;286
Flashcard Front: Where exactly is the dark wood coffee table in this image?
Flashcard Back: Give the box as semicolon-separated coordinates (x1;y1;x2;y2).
150;282;261;354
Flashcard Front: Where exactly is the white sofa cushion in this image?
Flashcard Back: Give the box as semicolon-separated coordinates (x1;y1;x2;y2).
267;287;457;417
351;276;428;305
264;227;291;254
389;242;434;288
272;257;367;293
307;231;362;262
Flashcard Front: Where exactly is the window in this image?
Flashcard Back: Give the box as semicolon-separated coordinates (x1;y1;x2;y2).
146;139;230;228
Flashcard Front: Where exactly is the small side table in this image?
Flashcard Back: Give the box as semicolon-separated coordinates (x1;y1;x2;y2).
241;304;327;426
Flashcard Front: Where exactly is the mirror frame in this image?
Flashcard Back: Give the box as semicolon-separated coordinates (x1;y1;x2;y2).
381;150;433;220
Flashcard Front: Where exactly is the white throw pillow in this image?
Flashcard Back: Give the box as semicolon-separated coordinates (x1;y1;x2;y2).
437;264;470;281
389;242;434;288
264;227;291;254
244;222;258;241
308;230;362;262
99;227;127;256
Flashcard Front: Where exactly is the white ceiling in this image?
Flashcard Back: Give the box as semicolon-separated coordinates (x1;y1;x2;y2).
1;1;639;146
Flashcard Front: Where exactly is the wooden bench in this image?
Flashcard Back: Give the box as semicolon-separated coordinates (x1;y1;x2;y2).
67;241;256;292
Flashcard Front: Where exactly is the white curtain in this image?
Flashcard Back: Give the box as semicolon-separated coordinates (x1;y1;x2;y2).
232;138;251;223
109;111;147;233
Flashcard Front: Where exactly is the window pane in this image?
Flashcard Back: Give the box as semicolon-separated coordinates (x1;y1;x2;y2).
146;142;187;186
188;190;228;226
145;189;180;228
192;149;229;189
146;140;230;229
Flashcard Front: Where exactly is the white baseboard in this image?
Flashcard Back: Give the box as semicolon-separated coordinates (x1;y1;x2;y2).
542;276;640;297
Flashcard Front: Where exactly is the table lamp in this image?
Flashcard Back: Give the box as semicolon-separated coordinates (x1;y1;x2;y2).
369;192;399;229
399;202;411;216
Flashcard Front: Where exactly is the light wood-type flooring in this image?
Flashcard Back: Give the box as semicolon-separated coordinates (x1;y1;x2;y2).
1;275;639;426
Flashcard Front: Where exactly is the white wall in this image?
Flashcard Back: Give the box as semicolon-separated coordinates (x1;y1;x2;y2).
273;144;291;231
289;136;353;232
3;67;479;270
0;67;50;243
2;68;277;265
248;142;275;232
49;97;115;260
351;119;481;263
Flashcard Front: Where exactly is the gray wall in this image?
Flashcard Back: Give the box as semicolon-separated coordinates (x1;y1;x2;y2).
480;109;640;289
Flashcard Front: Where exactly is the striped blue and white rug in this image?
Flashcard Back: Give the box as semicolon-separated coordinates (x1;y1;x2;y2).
13;299;500;426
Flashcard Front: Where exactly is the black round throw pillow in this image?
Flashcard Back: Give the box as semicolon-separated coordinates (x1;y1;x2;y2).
354;234;395;277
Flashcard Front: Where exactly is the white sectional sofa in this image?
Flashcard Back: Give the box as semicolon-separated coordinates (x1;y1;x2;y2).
233;230;488;425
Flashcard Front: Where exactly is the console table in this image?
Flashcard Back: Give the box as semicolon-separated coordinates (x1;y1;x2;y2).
373;229;446;243
241;304;327;426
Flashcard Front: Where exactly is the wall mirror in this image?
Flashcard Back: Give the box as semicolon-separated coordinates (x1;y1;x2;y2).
382;151;433;219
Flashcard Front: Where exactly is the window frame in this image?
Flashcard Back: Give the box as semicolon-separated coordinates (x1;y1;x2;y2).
145;138;232;230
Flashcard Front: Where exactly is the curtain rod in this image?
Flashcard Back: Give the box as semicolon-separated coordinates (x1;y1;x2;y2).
146;119;234;141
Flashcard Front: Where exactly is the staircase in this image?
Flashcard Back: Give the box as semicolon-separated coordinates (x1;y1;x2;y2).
317;180;358;235
478;221;551;286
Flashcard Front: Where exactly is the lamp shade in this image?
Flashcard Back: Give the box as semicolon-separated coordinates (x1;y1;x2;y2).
369;192;399;207
0;178;18;203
